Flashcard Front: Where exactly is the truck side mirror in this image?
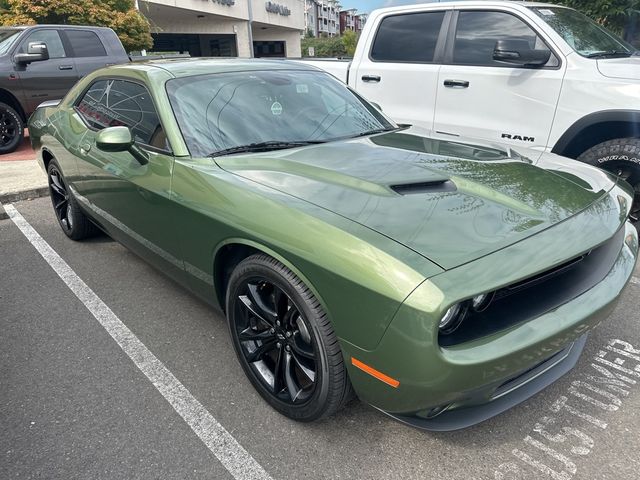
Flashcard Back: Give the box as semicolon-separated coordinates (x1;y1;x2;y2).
493;39;551;67
14;42;50;64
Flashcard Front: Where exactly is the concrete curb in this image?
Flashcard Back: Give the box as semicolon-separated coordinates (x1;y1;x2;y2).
0;187;49;206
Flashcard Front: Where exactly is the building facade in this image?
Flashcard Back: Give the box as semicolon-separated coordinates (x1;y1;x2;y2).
138;0;304;58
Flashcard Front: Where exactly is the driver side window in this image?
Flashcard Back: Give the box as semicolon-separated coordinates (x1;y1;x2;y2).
76;79;170;152
453;11;557;67
18;29;66;59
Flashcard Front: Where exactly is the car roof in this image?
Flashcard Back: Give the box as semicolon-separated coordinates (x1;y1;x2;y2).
373;0;571;14
0;24;113;30
109;58;320;78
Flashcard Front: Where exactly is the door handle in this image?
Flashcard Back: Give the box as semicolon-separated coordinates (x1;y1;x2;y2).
444;79;469;88
59;65;74;71
361;75;381;83
80;143;91;155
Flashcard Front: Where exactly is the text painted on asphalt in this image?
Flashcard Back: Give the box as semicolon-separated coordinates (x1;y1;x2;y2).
492;338;640;480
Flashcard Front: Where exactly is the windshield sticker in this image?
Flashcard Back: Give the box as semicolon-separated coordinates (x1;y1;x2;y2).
296;84;309;94
271;101;283;115
538;9;555;16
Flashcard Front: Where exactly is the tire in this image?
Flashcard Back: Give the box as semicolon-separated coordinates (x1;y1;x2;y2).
47;159;98;240
225;254;353;422
578;138;640;223
0;102;24;155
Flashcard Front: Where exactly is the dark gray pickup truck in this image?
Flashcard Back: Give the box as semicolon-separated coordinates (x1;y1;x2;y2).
0;25;129;153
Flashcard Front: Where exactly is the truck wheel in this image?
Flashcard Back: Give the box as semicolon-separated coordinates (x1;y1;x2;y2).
0;102;24;155
578;138;640;223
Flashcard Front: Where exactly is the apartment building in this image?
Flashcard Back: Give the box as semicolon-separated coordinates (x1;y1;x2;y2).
304;0;367;37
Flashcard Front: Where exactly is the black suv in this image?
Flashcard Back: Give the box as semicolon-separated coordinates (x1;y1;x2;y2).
0;25;129;154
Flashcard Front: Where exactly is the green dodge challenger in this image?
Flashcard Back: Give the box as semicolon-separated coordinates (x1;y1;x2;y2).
29;59;638;431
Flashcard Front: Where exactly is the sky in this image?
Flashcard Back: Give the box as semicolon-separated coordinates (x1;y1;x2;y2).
339;0;434;14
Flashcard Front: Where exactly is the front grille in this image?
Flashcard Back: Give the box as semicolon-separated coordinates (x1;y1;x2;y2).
440;226;624;347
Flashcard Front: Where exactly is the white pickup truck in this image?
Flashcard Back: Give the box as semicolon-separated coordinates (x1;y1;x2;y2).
300;1;640;222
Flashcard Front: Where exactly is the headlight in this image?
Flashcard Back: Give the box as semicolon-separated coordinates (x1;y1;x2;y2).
439;303;466;334
471;292;494;312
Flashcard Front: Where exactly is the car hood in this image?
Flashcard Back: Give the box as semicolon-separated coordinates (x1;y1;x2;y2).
597;56;640;81
216;131;615;270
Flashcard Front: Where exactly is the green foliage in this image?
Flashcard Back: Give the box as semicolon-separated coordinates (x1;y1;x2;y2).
0;0;153;52
341;30;358;57
548;0;639;35
301;32;360;58
302;35;346;57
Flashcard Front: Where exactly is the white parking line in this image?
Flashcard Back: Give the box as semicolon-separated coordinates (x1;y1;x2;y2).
5;204;273;480
631;276;640;285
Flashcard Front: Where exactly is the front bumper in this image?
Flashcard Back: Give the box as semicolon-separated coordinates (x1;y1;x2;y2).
380;334;586;431
341;198;638;430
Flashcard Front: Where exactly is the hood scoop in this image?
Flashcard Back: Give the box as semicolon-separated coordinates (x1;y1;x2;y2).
391;179;456;196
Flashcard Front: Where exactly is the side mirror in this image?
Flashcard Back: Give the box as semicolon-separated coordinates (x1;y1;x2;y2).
15;42;50;64
96;126;134;152
493;39;551;67
96;126;149;165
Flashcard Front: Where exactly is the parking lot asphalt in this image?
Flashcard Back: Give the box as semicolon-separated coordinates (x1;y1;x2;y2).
2;197;640;480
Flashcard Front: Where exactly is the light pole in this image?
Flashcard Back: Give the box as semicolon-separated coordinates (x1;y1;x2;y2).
247;0;255;57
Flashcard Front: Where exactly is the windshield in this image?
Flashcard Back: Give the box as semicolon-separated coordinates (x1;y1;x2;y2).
0;29;22;55
530;7;635;57
166;69;395;157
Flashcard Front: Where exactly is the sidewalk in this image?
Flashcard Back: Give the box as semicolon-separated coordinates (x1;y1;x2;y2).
0;131;47;219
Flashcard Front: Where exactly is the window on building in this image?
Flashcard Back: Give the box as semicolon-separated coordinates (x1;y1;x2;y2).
371;11;445;63
76;79;169;150
453;11;555;67
18;29;66;58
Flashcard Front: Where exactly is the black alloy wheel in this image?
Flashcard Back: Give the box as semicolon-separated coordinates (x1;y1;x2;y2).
226;254;353;422
48;163;73;233
0;102;24;154
47;159;97;240
235;278;318;404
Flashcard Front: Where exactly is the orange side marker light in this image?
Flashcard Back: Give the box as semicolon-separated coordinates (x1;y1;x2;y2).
351;357;400;388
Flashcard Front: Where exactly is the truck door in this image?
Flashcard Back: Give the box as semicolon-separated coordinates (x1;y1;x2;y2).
14;29;79;114
61;29;115;79
433;9;565;151
352;10;449;134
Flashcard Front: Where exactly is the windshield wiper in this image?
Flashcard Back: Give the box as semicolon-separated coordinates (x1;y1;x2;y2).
586;50;634;58
209;140;326;157
349;127;400;139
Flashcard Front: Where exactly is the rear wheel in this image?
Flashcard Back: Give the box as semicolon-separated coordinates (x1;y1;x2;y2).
47;159;97;240
225;254;352;422
578;138;640;224
0;102;24;155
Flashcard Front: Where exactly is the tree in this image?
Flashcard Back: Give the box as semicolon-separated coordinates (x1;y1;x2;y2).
341;30;358;57
0;0;153;52
548;0;639;35
301;35;347;58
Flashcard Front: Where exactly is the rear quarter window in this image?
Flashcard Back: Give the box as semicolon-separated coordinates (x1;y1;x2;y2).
371;11;446;63
65;30;107;57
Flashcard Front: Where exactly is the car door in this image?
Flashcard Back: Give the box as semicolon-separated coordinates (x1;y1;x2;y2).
61;29;115;79
433;9;566;150
71;78;185;282
14;28;79;114
352;9;449;134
